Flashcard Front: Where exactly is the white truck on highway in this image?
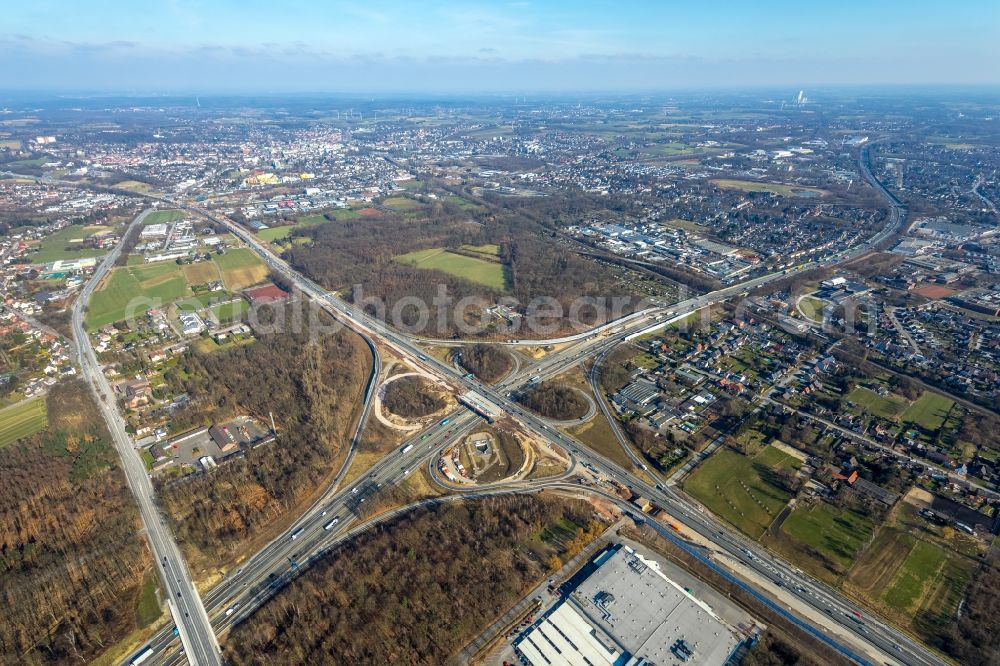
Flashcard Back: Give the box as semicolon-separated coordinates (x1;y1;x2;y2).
400;443;413;454
323;517;340;530
130;646;155;665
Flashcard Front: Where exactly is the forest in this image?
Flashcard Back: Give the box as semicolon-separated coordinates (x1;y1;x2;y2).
382;375;446;418
286;212;491;336
455;343;513;383
159;306;370;564
935;549;1000;665
284;194;640;338
517;382;589;421
742;630;826;666
224;494;603;665
0;381;149;665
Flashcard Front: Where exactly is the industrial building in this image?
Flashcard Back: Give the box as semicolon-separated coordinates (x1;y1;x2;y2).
515;545;743;666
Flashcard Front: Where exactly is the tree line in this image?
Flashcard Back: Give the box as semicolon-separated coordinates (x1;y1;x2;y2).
382;376;445;419
158;306;370;564
456;344;512;383
283;193;641;338
0;380;148;664
517;382;589;420
224;494;600;666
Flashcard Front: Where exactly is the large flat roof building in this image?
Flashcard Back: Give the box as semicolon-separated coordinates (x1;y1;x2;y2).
516;545;743;666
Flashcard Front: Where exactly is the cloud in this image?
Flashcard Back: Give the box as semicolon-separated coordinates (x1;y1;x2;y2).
0;32;996;93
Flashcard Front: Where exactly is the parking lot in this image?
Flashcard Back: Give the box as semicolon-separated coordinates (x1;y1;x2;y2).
150;415;272;472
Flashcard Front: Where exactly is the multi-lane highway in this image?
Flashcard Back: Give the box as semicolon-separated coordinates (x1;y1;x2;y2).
147;284;938;666
143;411;489;664
132;152;932;665
35;141;931;665
141;142;940;666
70;209;220;666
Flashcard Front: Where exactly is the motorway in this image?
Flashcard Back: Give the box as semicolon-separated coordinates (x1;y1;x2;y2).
140;142;939;666
143;206;941;664
70;209;221;666
35;143;932;665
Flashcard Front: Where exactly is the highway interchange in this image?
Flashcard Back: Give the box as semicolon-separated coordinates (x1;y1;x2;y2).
59;144;944;666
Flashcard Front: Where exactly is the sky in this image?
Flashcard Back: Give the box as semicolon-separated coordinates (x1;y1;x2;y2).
1;0;998;93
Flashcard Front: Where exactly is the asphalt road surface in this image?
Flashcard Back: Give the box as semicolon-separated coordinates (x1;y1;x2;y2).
70;209;220;666
27;143;931;665
149;171;936;666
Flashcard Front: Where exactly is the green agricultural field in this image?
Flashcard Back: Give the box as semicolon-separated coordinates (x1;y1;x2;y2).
257;210;352;242
131;263;189;301
327;208;361;221
684;445;798;538
176;292;225;311
395;247;508;290
847;526;914;594
901;392;954;432
0;397;48;449
211;299;249;323
459;243;501;257
144;209;187;225
88;249;267;328
29;225;111;263
86;262;190;328
776;503;875;573
882;540;947;611
710;179;827;197
445;195;480;210
11;157;47;168
382;196;422;211
846;502;980;642
642;142;698;156
848;386;908;420
180;260;221;285
214;246;266;270
114;180;153;193
214;248;268;290
256;224;297;242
